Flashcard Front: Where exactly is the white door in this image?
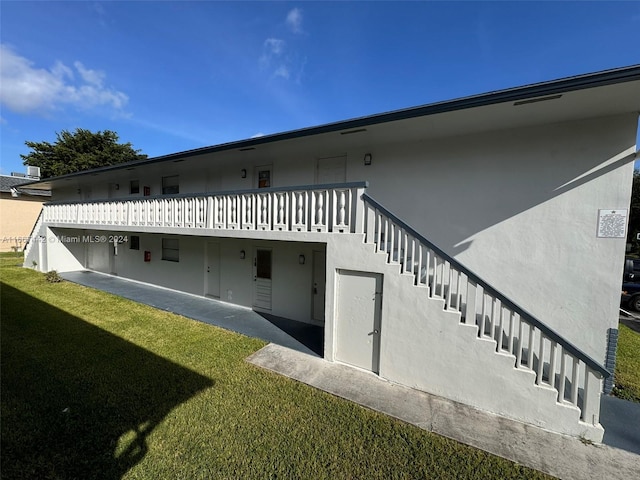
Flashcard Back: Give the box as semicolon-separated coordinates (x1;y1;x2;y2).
312;250;326;322
88;241;109;273
253;248;272;310
336;270;383;373
316;155;346;184
206;241;220;298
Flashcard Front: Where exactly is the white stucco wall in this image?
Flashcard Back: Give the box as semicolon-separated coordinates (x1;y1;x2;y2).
43;227;86;272
218;238;254;305
351;114;635;361
74;230;322;323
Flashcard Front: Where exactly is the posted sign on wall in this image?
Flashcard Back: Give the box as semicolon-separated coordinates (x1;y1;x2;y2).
597;209;627;238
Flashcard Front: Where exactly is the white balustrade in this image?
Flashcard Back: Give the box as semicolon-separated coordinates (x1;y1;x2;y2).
227;196;239;229
332;189;348;232
274;192;288;231
42;183;365;236
214;196;225;228
293;191;307;231
311;190;327;232
241;194;254;229
257;193;271;230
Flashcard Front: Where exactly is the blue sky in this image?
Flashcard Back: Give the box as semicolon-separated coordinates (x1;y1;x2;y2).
1;1;639;176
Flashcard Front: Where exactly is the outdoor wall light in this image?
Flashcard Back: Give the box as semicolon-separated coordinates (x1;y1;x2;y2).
241;169;247;178
299;254;305;265
240;250;246;259
364;153;372;166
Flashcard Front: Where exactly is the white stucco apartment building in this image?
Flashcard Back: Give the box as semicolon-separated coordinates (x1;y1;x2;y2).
23;66;640;442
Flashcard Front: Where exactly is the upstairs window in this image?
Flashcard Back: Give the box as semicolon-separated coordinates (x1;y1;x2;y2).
257;168;271;188
130;180;140;195
162;175;179;195
162;238;179;262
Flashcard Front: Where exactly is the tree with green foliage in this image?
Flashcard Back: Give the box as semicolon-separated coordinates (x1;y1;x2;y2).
21;128;147;178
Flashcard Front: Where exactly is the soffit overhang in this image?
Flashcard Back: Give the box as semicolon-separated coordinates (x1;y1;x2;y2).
24;65;640;191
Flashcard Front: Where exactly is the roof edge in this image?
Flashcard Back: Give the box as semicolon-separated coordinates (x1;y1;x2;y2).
22;64;640;187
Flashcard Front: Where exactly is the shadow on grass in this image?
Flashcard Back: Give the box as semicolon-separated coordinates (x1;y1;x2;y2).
0;282;214;480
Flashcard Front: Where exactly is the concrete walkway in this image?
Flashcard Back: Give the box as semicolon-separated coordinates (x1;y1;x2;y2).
601;395;640;454
61;271;319;356
62;270;640;479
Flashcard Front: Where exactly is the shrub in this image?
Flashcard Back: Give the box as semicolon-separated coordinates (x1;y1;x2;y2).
45;270;63;283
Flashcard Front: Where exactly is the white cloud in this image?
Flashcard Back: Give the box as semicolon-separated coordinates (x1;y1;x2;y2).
260;38;291;80
74;61;105;87
264;38;285;56
52;61;74;81
274;66;290;79
0;44;128;115
251;132;265;138
259;8;306;82
286;8;303;34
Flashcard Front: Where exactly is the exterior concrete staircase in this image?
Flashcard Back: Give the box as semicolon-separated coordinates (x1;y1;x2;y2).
330;194;612;441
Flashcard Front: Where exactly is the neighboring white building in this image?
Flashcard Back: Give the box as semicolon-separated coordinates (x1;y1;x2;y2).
23;66;640;442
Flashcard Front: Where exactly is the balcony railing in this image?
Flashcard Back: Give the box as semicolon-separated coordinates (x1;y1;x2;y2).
43;182;368;235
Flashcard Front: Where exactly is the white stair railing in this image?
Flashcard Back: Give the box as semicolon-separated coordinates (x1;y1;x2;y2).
361;193;610;427
23;209;44;259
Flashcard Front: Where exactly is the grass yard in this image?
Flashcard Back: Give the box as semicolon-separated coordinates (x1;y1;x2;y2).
0;253;551;480
613;322;640;403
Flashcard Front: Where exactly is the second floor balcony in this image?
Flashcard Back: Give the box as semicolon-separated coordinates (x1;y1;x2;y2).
43;182;368;238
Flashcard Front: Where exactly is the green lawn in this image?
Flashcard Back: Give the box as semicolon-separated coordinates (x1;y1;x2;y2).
613;322;640;403
0;253;550;479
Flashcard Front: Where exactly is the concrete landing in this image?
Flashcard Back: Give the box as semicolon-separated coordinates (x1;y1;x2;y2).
248;343;640;480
